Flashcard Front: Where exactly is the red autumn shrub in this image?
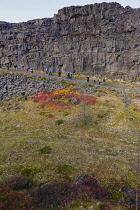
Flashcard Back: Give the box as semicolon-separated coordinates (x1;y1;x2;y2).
32;91;48;102
65;93;81;101
79;178;109;200
46;113;54;118
81;95;98;105
32;88;99;110
49;92;64;100
0;183;33;210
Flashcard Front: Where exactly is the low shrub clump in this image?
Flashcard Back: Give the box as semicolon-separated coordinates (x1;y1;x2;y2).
39;111;46;115
63;111;70;116
78;178;109;201
81;95;98;105
97;114;104;118
32;85;98;110
46;113;54;118
0;183;33;210
21;167;39;178
39;146;52;154
56;164;73;175
55;119;64;125
4;175;31;190
30;182;77;209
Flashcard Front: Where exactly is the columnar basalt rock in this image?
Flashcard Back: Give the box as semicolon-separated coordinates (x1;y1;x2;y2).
0;2;140;77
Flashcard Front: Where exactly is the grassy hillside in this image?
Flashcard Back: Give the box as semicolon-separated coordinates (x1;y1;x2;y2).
0;81;140;209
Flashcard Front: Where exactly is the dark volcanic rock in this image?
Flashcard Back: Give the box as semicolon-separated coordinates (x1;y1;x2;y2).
0;73;66;101
0;3;140;77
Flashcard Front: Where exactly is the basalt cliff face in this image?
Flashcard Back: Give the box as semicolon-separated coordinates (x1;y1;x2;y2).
0;2;140;76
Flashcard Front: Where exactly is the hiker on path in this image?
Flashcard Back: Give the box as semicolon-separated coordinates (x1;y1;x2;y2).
67;72;70;79
69;72;73;79
14;64;17;70
98;78;101;84
7;64;10;70
93;76;96;83
49;69;53;75
46;68;48;74
58;70;61;77
103;77;106;83
31;68;34;73
86;76;89;82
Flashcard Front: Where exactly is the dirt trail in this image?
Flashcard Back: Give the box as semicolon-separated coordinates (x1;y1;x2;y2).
121;90;138;119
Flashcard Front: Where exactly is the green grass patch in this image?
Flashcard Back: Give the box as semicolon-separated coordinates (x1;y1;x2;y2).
39;146;52;154
55;119;64;125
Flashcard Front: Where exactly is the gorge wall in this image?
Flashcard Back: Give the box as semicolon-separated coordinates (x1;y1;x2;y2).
0;2;140;77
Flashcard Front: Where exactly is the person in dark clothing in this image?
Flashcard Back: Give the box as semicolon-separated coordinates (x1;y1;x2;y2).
67;72;70;79
103;77;106;83
86;76;89;82
58;70;61;77
46;68;48;74
14;64;17;70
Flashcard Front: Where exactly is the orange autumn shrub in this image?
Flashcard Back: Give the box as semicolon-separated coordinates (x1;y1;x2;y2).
32;86;98;110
